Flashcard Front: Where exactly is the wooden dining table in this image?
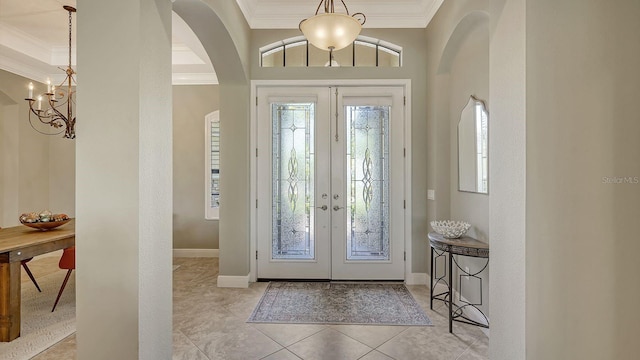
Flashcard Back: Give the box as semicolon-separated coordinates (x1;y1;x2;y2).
0;221;75;342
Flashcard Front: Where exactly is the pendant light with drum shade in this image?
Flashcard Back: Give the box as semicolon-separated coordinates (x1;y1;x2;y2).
299;0;366;53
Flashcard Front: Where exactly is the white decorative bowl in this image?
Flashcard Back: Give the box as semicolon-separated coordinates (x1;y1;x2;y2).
430;220;471;239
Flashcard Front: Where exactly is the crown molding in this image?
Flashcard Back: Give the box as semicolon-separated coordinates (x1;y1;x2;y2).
172;73;218;85
1;10;217;86
172;45;206;65
0;22;52;64
0;53;217;86
235;0;256;27
422;0;444;29
0;34;216;86
51;46;77;67
0;53;50;83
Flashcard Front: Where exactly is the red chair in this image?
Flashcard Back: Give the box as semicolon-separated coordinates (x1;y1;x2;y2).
52;246;75;312
21;258;42;292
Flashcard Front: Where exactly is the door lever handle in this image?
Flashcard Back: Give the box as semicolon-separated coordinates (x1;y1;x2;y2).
316;205;328;211
333;205;343;211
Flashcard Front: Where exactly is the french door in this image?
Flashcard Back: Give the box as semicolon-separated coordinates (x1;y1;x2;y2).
256;86;405;280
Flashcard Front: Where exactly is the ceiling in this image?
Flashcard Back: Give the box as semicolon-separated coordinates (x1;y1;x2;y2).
237;0;443;29
0;0;442;85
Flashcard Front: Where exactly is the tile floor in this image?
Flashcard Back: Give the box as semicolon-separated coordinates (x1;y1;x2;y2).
33;257;488;360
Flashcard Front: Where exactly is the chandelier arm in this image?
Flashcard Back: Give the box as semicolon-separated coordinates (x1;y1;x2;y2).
352;12;366;25
27;102;55;124
315;0;325;15
28;117;65;136
340;0;350;15
47;101;70;126
30;95;69;128
27;107;65;136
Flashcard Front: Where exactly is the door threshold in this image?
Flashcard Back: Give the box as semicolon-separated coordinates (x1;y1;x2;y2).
258;279;404;283
258;278;330;282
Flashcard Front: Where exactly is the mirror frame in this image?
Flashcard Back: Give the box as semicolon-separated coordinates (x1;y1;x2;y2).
458;95;489;194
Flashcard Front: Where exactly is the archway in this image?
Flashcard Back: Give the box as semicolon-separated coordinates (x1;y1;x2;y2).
75;1;251;358
173;0;252;282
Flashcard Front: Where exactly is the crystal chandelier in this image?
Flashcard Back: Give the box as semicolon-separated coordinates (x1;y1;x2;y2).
299;0;366;52
25;6;76;139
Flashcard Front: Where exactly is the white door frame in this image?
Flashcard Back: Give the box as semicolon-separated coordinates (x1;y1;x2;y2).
250;79;412;282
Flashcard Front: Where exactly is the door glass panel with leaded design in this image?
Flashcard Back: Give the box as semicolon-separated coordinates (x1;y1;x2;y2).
271;103;315;260
345;105;390;261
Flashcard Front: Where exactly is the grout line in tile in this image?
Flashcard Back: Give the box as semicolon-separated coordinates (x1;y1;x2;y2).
178;328;212;360
282;327;332;348
258;348;285;360
373;326;411;349
328;325;407;352
259;348;302;360
357;349;398;360
454;344;473;360
323;327;375;352
252;324;328;348
356;349;375;360
454;335;484;360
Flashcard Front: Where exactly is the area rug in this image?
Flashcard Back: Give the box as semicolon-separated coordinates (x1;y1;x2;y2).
247;282;432;326
0;269;76;360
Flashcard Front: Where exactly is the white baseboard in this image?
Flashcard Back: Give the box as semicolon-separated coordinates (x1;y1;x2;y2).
172;248;219;258
217;274;250;288
405;272;428;285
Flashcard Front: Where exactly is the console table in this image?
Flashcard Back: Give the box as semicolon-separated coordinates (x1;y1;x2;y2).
428;231;489;333
0;222;75;342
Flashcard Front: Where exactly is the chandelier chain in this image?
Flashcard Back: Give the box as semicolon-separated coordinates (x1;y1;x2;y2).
315;0;351;16
68;10;72;69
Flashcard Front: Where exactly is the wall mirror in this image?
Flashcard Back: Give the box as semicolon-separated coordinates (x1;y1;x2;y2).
458;95;489;194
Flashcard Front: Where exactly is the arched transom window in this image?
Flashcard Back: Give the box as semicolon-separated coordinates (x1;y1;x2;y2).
260;36;402;68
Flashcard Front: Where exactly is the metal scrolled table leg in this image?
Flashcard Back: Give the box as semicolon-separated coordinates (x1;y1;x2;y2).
448;250;453;333
430;246;434;310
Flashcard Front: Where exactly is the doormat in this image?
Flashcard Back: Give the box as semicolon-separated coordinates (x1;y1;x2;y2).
247;282;432;326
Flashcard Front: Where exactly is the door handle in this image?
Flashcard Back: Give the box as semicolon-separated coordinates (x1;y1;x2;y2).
333;205;343;211
316;205;328;211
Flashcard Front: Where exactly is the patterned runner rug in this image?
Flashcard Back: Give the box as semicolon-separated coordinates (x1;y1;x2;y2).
247;282;432;326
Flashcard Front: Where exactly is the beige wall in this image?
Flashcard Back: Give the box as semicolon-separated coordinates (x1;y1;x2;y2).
76;0;173;357
0;70;57;227
174;1;251;277
49;134;75;219
448;21;489;241
218;83;251;275
425;0;490;316
526;0;640;359
173;85;220;249
0;89;9;226
489;0;527;357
